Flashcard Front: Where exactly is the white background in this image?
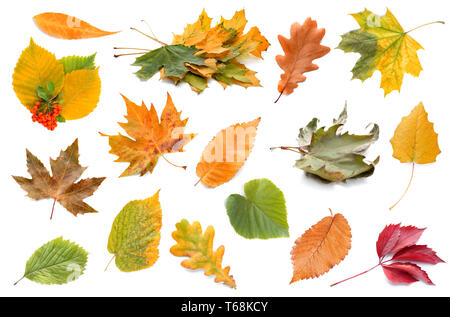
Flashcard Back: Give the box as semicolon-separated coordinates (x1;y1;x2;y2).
0;0;449;297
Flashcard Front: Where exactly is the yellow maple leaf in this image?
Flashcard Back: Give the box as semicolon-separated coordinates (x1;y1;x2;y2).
170;219;237;288
61;68;101;120
172;9;212;46
12;38;65;108
389;102;440;209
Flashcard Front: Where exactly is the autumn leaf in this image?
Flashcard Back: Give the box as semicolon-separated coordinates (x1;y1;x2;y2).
14;237;88;285
196;117;260;188
331;224;444;286
115;9;269;93
170;219;236;288
225;179;289;239
389;103;440;209
34;12;119;39
100;93;195;177
12;139;105;219
271;105;379;182
291;210;351;283
59;53;96;73
275;18;330;103
338;9;444;96
106;191;162;272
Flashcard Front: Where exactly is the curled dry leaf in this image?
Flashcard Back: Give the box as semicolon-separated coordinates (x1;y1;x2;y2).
12;139;105;219
100;93;196;177
275;18;330;102
34;12;119;39
170;219;236;288
331;224;444;287
196;117;260;188
389;102;440;209
107;191;162;272
291;211;351;283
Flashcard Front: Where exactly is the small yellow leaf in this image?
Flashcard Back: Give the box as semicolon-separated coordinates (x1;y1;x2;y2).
12;38;65;108
60;68;101;120
390;102;440;164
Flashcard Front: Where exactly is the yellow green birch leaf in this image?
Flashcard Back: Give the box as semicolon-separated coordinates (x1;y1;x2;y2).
107;191;162;272
60;68;101;120
170;219;237;288
12;38;64;108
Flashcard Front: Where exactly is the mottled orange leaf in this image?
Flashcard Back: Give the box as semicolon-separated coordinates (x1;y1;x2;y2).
275;18;330;102
34;12;119;39
291;211;351;283
171;219;236;288
389;102;441;209
100;93;195;177
196;118;260;188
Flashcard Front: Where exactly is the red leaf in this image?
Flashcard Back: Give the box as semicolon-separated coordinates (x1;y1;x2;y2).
392;245;444;264
390;226;425;254
376;224;401;258
382;262;434;285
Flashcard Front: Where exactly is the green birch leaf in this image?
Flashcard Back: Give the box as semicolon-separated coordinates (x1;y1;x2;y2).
133;44;205;80
107;191;162;272
59;53;96;74
294;106;380;182
225;179;289;239
16;237;88;285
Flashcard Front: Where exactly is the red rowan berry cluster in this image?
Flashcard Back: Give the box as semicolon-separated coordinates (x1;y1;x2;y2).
30;102;62;131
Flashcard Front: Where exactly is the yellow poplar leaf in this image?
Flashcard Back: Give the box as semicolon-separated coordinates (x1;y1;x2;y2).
170;219;236;288
196;118;260;188
172;9;212;46
107;191;162;272
60;68;101;120
291;212;351;283
389;102;440;209
12;38;65;108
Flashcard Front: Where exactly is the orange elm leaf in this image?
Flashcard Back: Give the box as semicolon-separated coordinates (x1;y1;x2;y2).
12;139;105;219
100;93;196;177
34;12;119;40
275;18;330;103
195;117;260;188
291;211;351;283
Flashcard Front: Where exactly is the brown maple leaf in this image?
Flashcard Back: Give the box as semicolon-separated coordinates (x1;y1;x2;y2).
12;139;105;219
101;93;196;177
275;18;330;103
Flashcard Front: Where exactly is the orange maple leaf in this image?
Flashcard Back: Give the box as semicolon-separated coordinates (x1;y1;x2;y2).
101;93;196;177
275;18;330;103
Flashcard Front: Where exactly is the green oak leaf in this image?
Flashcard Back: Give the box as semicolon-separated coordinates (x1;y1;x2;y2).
107;191;162;272
132;44;205;80
295;105;379;182
225;179;289;239
15;237;88;285
59;53;96;74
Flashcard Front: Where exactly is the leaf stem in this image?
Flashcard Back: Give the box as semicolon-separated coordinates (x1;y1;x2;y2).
274;91;284;103
330;263;380;287
104;255;116;272
13;276;25;286
270;146;307;155
406;21;445;34
113;47;151;51
389;162;415;210
161;154;187;170
130;27;168;46
50;198;56;220
114;52;147;58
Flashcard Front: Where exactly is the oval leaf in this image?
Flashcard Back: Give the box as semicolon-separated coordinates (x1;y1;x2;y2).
107;191;162;272
34;12;118;39
60;68;101;120
17;237;87;285
291;212;351;283
225;179;288;239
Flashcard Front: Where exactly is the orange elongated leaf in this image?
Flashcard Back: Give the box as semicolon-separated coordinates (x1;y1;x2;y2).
275;18;330;102
170;219;236;288
196;118;260;188
12;139;105;219
34;12;118;39
291;211;351;283
100;93;196;177
389;103;440;209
